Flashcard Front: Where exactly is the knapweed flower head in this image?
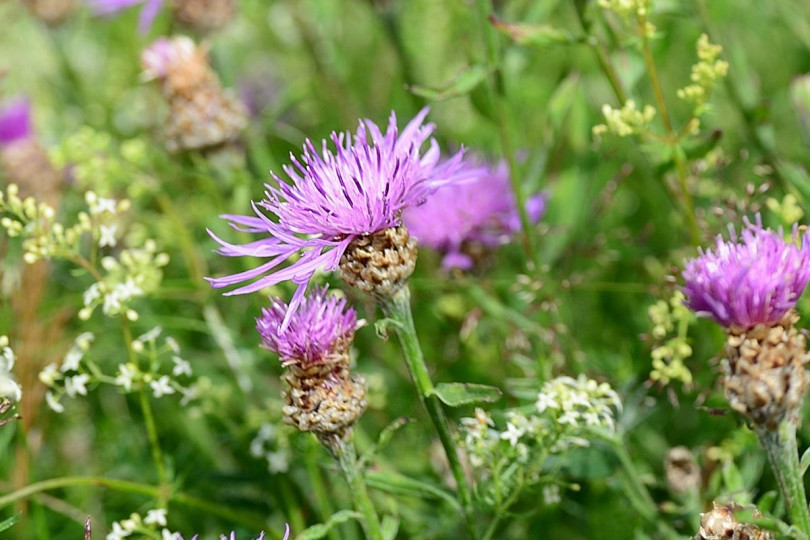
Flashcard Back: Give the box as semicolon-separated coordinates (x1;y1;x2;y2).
87;0;165;34
403;159;546;269
682;216;810;329
256;286;359;367
209;107;468;328
0;97;32;147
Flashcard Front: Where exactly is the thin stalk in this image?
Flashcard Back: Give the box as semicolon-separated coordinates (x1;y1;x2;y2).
612;440;680;540
381;287;478;538
278;477;307;535
756;423;810;537
305;440;344;540
636;14;700;246
122;318;168;497
0;476;276;537
570;1;628;104
325;434;384;540
473;0;538;266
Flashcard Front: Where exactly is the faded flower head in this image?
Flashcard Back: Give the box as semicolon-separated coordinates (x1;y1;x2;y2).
257;286;359;367
209;108;468;328
682;216;810;329
87;0;165;34
0;97;32;147
141;35;201;83
403;159;546;269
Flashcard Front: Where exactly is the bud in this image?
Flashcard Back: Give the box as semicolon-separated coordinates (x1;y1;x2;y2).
664;446;701;494
693;502;774;540
170;0;236;33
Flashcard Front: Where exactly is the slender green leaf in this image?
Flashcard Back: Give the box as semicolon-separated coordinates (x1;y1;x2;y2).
381;514;400;540
365;471;460;510
297;511;362;540
489;16;581;48
427;382;502;407
0;512;21;533
407;65;490;101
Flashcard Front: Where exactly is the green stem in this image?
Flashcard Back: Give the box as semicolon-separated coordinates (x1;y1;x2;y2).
612;440;680;540
381;287;478;539
570;1;628;105
474;0;538;266
636;14;700;246
326;434;384;540
0;476;276;537
278;476;306;534
756;423;810;538
121;318;168;498
305;440;344;540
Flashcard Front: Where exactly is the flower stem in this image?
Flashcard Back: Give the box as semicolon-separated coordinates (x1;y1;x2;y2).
324;434;384;540
381;287;478;539
306;439;344;540
756;422;810;537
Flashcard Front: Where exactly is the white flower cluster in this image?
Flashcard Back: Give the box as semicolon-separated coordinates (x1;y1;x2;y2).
597;0;653;17
648;291;695;388
107;508;181;540
40;327;195;413
593;100;657;138
80;240;170;322
677;34;729;114
458;375;621;509
0;336;21;402
250;422;291;474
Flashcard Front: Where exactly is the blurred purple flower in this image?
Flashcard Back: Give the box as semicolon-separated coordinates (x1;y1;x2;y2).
682;216;810;329
403;160;546;269
207;108;468;330
86;0;165;34
256;286;358;366
0;97;32;147
179;525;287;540
141;35;197;80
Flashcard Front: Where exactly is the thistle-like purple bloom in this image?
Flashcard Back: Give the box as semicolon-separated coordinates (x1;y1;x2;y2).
403;159;546;269
0;98;32;147
209;108;468;329
682;217;810;329
86;0;165;34
179;528;279;540
257;287;358;366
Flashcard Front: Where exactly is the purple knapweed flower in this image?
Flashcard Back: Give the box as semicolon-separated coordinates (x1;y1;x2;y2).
403;159;546;269
682;216;810;329
257;286;358;367
0;98;32;147
208;108;468;329
86;0;165;34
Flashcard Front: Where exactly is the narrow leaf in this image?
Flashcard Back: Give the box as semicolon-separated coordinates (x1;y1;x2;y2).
297;510;362;540
489;16;581;48
381;514;400;540
0;512;21;533
407;65;490;101
365;470;460;510
428;382;502;407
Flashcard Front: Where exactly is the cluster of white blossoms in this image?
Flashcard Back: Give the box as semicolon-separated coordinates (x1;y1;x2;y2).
107;508;181;540
458;375;621;508
677;34;729;115
593;100;657;138
0;336;21;402
40;327;195;413
250;422;292;474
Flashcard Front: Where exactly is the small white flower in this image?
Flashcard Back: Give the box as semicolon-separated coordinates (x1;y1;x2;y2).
165;337;180;354
137;326;163;343
75;332;95;350
65;374;90;397
267;450;290;473
543;484;561;505
94;197;118;215
161;530;182;540
500;422;525;447
0;374;22;402
83;283;102;306
45;391;64;413
61;346;84;373
144;508;168;526
171;356;192;377
569;391;592;408
99;224;118;248
120;518;138;532
118;279;143;299
1;345;15;371
115;364;137;392
104;291;123;314
106;522;132;540
179;384;198;406
558;410;579;426
583;411;602;426
535;391;558;413
150;376;175;398
39;363;60;386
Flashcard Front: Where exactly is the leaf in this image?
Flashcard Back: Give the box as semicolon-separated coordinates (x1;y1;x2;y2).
757;490;778;515
802;447;810;477
489;16;581;48
296;510;362;540
359;417;413;468
374;318;402;340
0;512;21;533
427;382;502;407
381;514;400;540
546;73;581;133
365;470;460;510
407;65;490;101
